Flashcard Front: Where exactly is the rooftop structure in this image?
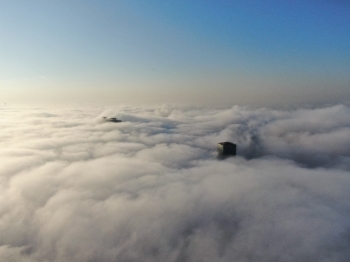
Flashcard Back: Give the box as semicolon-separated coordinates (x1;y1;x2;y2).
103;117;122;123
217;142;237;156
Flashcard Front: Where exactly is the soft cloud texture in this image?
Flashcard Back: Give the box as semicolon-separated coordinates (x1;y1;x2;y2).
0;104;349;262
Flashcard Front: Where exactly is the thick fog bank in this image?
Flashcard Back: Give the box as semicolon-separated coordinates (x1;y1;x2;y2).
0;104;349;262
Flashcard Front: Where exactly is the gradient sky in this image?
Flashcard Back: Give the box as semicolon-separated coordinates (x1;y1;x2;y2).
1;0;350;107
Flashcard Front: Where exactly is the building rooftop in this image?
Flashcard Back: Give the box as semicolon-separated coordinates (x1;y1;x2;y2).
103;117;122;123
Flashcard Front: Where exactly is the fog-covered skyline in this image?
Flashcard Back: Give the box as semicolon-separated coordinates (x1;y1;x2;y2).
1;0;350;107
1;104;350;261
1;2;350;260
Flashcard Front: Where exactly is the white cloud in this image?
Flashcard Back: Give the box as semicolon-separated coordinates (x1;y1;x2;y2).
0;104;349;261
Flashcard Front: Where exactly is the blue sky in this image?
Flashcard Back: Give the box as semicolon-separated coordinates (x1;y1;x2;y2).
1;0;349;107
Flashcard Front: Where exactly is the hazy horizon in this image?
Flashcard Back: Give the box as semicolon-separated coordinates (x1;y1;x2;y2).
1;0;350;107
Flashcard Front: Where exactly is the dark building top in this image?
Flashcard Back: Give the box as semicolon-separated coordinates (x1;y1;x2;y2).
217;142;237;156
103;117;122;123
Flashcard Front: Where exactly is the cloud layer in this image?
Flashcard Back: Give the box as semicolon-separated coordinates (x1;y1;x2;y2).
0;104;350;262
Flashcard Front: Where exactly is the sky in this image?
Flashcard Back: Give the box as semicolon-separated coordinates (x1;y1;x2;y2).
1;104;350;261
1;0;349;107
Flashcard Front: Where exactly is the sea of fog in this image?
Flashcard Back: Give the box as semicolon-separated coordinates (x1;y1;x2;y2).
0;104;350;262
